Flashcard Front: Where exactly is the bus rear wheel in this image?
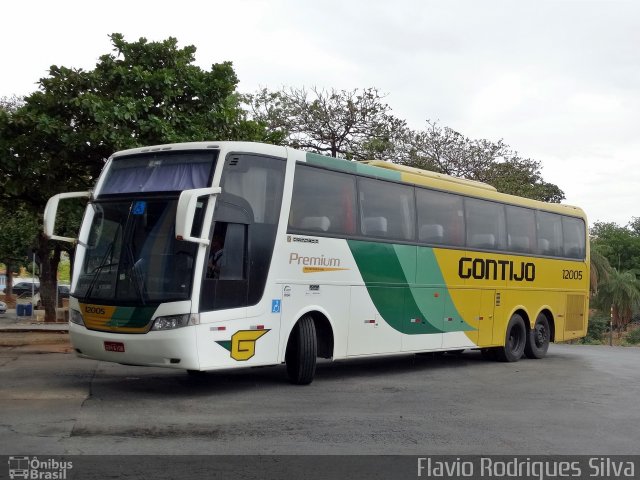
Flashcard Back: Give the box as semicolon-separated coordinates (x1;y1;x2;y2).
524;313;550;359
496;314;526;362
285;315;317;385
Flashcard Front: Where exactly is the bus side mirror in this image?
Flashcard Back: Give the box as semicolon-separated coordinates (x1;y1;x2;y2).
44;191;91;243
175;186;221;245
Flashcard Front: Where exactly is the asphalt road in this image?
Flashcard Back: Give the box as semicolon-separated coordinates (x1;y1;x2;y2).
1;340;639;456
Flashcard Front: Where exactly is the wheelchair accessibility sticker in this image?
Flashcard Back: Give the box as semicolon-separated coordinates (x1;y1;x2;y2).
271;299;281;313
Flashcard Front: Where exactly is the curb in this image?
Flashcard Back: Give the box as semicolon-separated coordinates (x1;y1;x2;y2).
0;328;69;333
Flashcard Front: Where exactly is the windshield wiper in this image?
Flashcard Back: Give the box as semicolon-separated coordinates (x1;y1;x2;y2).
126;245;146;305
84;242;116;299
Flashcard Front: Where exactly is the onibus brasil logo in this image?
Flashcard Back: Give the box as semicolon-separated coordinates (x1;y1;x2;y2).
8;456;73;479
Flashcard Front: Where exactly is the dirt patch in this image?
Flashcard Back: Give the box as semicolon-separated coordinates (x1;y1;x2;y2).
0;331;72;353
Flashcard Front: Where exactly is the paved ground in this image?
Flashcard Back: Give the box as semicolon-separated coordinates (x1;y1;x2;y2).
1;329;639;456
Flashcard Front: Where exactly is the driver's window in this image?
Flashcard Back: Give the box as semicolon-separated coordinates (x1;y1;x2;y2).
201;222;248;311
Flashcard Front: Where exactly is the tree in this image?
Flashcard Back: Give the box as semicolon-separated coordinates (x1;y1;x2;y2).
397;121;501;177
0;33;269;321
398;121;565;203
0;206;39;297
247;86;406;160
594;269;640;332
589;244;612;297
479;157;565;203
590;221;640;272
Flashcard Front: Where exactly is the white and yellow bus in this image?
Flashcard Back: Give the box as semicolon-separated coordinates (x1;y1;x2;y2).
44;142;589;384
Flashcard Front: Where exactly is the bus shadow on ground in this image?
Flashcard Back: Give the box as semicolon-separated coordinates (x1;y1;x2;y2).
90;349;492;397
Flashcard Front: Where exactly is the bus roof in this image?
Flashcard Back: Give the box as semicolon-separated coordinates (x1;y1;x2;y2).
362;160;498;192
304;152;586;220
107;141;586;221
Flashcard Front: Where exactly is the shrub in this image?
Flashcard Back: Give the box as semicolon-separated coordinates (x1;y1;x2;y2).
579;312;610;344
624;326;640;345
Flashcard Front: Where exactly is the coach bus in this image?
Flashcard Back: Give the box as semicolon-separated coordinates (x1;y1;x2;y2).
44;141;589;384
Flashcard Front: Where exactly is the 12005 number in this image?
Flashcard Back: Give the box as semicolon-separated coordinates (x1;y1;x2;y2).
562;270;583;280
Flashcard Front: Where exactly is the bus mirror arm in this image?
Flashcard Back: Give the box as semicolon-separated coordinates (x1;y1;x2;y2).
175;186;221;245
43;191;91;243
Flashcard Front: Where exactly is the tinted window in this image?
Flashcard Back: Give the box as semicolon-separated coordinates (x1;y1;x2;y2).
202;154;286;312
101;152;217;195
537;211;563;256
416;189;465;246
465;198;506;250
288;165;357;235
562;216;586;259
358;178;415;241
222;154;285;225
506;205;536;254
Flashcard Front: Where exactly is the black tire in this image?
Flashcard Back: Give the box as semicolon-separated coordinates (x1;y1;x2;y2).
524;313;550;359
496;314;527;362
285;315;317;385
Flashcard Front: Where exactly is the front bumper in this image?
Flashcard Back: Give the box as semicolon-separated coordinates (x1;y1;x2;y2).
69;322;200;370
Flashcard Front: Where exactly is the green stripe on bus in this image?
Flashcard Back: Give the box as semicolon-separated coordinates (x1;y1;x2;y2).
347;240;474;334
106;306;157;328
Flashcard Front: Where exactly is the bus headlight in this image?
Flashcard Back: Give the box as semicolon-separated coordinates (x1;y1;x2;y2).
69;309;85;326
151;314;199;331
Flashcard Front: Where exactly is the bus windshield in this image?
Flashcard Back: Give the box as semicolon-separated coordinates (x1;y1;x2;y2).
75;198;199;304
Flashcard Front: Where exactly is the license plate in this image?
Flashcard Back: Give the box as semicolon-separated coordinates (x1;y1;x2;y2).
104;341;125;353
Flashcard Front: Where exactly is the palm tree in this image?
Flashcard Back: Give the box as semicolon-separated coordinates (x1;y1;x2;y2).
594;269;640;332
589;246;612;297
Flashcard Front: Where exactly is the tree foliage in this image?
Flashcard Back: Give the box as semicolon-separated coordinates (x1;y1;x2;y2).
247;86;406;160
593;269;640;331
590;221;640;271
589;244;612;297
248;91;564;202
0;206;39;297
0;33;268;320
396;121;564;203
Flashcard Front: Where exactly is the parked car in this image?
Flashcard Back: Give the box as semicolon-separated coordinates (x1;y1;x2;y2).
34;284;70;309
2;281;40;296
0;300;6;314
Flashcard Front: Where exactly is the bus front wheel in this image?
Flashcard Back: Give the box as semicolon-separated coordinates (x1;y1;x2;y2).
524;314;550;359
496;314;526;362
285;315;317;385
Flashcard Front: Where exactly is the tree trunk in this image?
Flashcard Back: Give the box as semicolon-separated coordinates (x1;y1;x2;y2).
4;261;14;298
36;233;61;322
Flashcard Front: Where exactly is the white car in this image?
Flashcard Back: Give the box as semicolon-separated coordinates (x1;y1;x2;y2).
0;300;6;314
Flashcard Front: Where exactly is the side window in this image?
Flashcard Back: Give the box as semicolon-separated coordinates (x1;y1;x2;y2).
206;223;247;281
562;216;586;259
358;177;415;241
537;211;563;257
416;189;465;247
465;198;506;251
201;154;285;312
221;154;285;225
506;205;536;254
288;165;357;235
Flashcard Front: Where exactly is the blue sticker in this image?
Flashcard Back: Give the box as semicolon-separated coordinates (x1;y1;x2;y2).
132;201;146;215
271;299;281;313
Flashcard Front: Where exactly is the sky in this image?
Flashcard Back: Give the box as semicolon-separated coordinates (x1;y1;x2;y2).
2;0;638;227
